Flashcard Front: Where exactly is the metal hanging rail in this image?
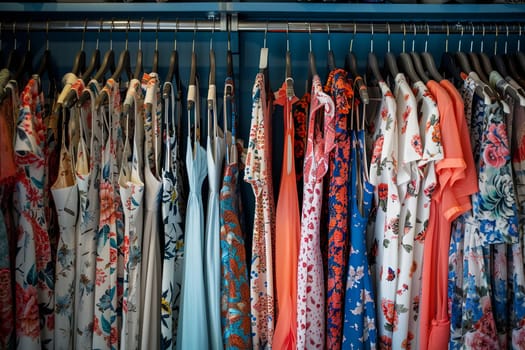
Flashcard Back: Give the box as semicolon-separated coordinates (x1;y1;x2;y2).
1;19;524;34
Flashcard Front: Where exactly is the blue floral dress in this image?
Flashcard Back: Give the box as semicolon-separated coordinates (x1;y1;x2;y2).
343;127;377;349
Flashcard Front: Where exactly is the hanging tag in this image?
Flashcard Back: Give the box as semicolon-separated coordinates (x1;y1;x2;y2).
259;47;268;70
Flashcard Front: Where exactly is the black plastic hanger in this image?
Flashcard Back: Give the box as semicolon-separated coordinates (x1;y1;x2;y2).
96;24;131;108
503;24;525;84
409;24;430;84
133;19;143;80
307;23;317;92
92;21;115;84
14;22;33;86
345;23;369;104
208;19;216;130
226;28;234;97
6;23;20;74
385;23;400;80
188;23;200;150
164;20;180;98
367;24;383;84
71;20;87;76
36;21;57;99
467;25;489;84
421;23;443;82
327;24;336;72
152;19;160;73
455;25;473;75
440;23;463;84
478;24;494;77
396;24;418;83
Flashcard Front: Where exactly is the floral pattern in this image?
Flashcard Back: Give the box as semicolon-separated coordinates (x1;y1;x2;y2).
245;73;275;350
93;79;121;350
368;80;399;350
220;160;252;350
119;78;144;350
160;82;185;350
14;78;54;350
293;92;310;209
52;124;79;350
323;68;353;350
296;75;335;349
74;80;102;350
343;127;378;349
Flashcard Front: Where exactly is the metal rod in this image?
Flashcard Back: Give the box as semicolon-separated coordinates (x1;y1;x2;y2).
0;19;523;34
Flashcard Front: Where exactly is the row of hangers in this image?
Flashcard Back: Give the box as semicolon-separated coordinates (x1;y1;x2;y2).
1;20;525;109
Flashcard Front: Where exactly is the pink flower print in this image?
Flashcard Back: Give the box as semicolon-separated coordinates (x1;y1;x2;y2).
483;143;508;168
401;105;412;134
15;284;40;339
372;135;385;165
410;135;423;157
465;330;499;350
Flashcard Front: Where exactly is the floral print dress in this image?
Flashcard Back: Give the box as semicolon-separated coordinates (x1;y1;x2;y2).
245;73;275;350
73;79;102;349
368;80;399;350
52;111;79;350
141;72;162;350
14;77;54;350
296;75;335;350
92;78;122;350
391;73;422;350
323;69;353;350
160;81;185;350
119;78;145;350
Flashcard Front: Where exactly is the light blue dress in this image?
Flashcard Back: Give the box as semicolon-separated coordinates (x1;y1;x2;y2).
177;76;209;349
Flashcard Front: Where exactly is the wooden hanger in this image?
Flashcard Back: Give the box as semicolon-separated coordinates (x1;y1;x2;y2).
367;24;383;84
345;23;369;104
421;23;443;82
327;24;336;72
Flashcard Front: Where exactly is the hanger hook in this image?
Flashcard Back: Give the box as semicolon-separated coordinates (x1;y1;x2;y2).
445;23;449;53
494;24;498;55
425;23;429;52
403;23;407;53
26;20;31;52
263;21;268;49
174;18;178;51
387;22;391;53
210;17;215;51
46;19;50;51
505;23;509;55
412;23;416;52
192;19;197;53
96;18;102;50
308;22;312;53
227;18;231;51
481;23;485;53
138;18;143;51
286;22;290;52
125;19;129;51
518;23;521;52
470;23;474;53
110;19;114;51
81;18;87;51
155;18;160;52
458;24;464;52
370;23;374;53
327;23;332;51
350;22;356;52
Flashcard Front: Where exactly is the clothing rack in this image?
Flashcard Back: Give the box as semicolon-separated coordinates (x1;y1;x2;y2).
2;19;524;35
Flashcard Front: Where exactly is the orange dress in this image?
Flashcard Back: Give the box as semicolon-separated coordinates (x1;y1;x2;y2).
273;81;300;350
